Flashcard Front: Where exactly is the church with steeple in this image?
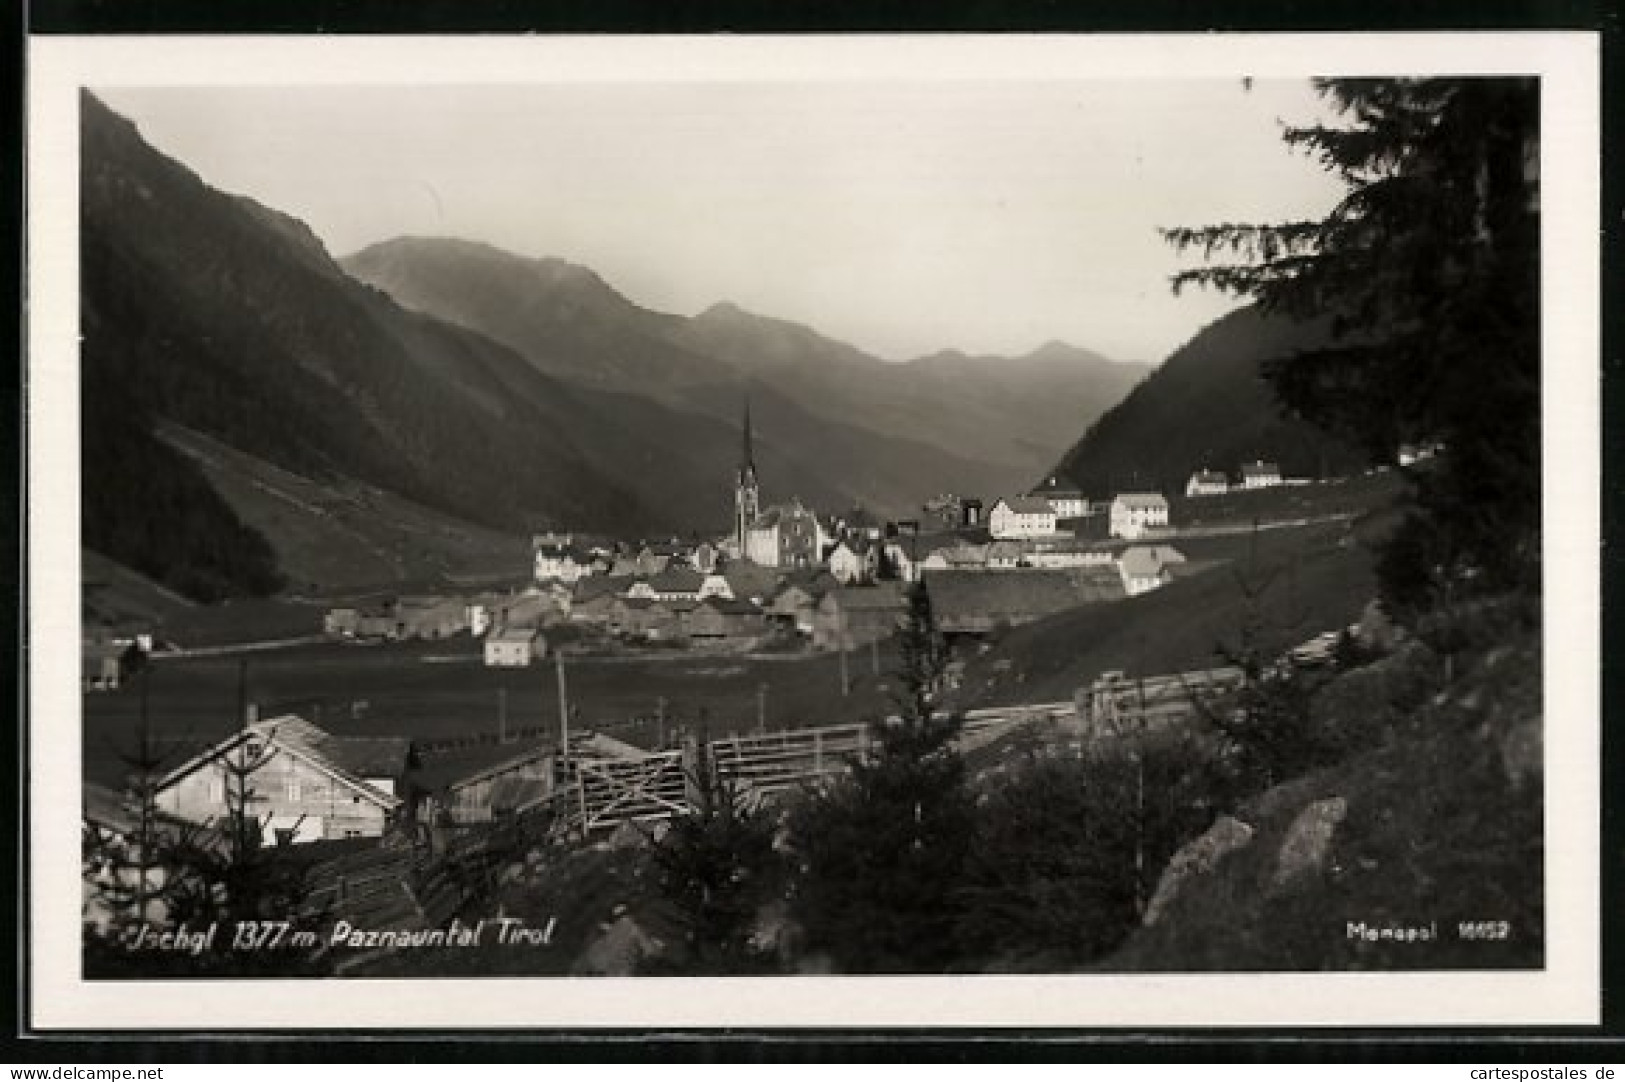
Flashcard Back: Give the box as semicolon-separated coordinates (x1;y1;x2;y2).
733;396;825;569
734;397;761;555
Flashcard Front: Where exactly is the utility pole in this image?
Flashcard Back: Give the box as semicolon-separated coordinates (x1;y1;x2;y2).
498;685;507;743
836;593;850;696
656;696;667;749
757;683;767;735
555;649;571;770
871;636;880;677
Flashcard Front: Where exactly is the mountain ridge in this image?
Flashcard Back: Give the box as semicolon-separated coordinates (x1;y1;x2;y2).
343;235;1152;488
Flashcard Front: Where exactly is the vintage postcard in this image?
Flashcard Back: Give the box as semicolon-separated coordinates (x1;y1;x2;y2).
26;32;1601;1029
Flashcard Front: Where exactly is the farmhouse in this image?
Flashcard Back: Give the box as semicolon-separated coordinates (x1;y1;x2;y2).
685;597;764;642
416;743;555;826
83;782;228;935
1185;470;1230;497
989;496;1057;539
1031;478;1089;519
1109;492;1170;539
533;533;595;583
812;583;907;650
154;715;412;844
919;543;989;572
1240;460;1283;489
765;583;819;635
1024;538;1115;569
83;638;133;691
1117;544;1188;596
985;540;1026;570
395;596;468;641
924;569;1122;634
827;538;879;585
484;627;545;667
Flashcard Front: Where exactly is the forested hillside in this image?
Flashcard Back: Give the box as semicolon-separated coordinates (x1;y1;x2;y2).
1051;306;1369;497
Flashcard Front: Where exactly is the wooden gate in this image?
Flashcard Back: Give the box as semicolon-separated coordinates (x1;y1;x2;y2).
568;749;689;833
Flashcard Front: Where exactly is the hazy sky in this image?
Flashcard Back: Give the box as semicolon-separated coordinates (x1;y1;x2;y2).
96;80;1347;363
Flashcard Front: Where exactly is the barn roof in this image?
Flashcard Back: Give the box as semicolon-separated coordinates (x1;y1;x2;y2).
924;569;1123;624
821;582;906;612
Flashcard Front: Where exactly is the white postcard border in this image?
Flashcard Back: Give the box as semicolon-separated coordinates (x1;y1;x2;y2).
26;31;1601;1030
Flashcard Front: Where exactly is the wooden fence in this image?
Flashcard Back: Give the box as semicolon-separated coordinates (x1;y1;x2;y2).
557;708;1040;834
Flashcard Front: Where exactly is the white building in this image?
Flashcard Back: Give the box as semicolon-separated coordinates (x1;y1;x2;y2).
1239;460;1283;490
1185;470;1230;497
1117;544;1187;596
1031;479;1089;519
533;533;593;583
989;496;1058;539
1109;493;1170;539
484;628;545;668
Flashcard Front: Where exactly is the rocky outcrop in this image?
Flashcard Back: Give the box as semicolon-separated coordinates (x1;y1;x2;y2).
1143;815;1255;927
1270;796;1348;890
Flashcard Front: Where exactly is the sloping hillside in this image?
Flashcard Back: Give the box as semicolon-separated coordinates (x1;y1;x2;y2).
157;426;532;596
1051;306;1368;498
954;517;1381;709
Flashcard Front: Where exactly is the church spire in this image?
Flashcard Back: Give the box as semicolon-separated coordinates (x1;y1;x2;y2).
740;395;757;482
735;393;760;555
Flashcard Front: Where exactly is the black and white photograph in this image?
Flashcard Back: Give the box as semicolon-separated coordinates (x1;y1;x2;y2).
26;33;1600;1029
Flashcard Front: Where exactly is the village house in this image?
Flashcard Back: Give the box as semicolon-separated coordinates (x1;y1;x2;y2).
1024;538;1116;569
1185;469;1230;497
812;582;907;651
827;538;880;585
919;542;989;572
354;607;398;641
1031;478;1089;520
614;597;681;640
646;566;705;602
765;582;819;636
883;540;919;583
416;743;556;827
154;714;413;844
745;499;825;570
323;607;361;638
690;540;720;574
1240;460;1283;490
924;569;1123;635
1397;442;1442;467
697;573;735;601
484;627;546;667
1117;544;1188;597
1109;492;1170;540
611;548;670;578
83;638;135;692
685;597;764;643
960;498;985;528
985;540;1027;570
989;496;1058;539
532;533;597;584
83;781;229;936
394;595;469;641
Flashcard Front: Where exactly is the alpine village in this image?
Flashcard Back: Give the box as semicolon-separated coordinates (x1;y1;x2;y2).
79;80;1544;979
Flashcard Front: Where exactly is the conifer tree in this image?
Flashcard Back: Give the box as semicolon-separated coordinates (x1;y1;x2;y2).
786;579;974;972
1163;78;1540;615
